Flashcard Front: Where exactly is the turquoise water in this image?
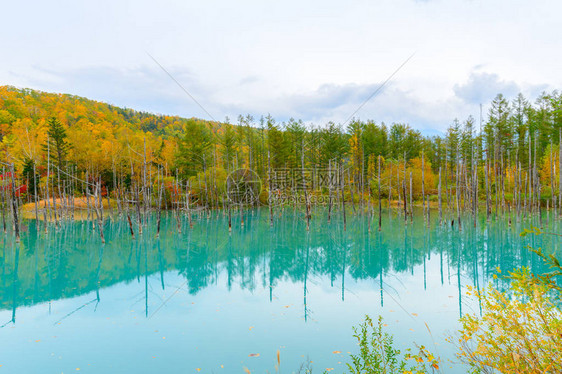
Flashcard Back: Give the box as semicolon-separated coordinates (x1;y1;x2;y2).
0;208;559;373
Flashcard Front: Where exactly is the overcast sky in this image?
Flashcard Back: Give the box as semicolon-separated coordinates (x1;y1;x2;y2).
2;0;560;134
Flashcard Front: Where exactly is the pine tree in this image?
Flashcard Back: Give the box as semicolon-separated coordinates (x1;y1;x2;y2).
42;117;72;170
177;119;212;177
22;158;39;198
220;123;238;171
319;122;348;166
511;93;529;165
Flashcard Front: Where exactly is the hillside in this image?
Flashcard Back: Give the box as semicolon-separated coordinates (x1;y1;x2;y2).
0;85;198;137
0;85;217;174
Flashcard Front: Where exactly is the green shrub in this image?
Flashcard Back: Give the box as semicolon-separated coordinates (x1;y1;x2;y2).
345;315;440;374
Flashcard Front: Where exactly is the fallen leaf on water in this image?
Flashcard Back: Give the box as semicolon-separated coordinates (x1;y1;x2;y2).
383;324;388;327
248;353;260;357
412;313;418;317
389;309;395;312
243;367;251;374
409;328;415;331
196;368;201;372
35;340;41;342
326;368;334;371
332;351;341;354
162;337;166;339
220;364;224;368
284;305;290;308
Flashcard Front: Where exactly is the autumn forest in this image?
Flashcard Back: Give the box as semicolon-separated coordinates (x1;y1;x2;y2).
2;85;562;214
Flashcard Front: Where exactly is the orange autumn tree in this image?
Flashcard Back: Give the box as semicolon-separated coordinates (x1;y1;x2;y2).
408;156;435;197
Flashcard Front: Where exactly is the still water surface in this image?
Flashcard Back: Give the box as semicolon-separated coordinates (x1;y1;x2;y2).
0;209;559;373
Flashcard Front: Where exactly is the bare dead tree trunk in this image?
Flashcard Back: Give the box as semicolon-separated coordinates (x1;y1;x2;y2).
340;162;346;231
92;181;105;244
388;163;392;212
349;169;355;214
402;179;407;223
10;164;20;243
328;160;333;224
175;169;182;234
187;180;193;229
518;161;522;221
33;163;39;223
396;163;401;213
378;156;382;231
268;150;273;227
551;141;555;215
559;129;561;218
1;167;6;233
156;168;164;238
301;139;310;231
485;156;490;221
228;200;232;233
409;171;413;224
422;152;425;221
456;147;462;231
438;166;442;226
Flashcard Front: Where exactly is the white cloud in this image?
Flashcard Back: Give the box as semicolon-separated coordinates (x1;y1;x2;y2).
453;69;551;106
454;71;520;104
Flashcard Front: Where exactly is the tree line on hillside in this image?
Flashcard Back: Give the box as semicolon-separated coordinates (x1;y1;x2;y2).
1;85;562;236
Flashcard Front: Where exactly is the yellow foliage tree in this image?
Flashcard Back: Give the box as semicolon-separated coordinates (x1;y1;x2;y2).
456;229;562;373
408;157;435;197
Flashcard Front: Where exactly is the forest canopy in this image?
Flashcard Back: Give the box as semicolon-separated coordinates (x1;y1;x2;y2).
1;85;561;203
